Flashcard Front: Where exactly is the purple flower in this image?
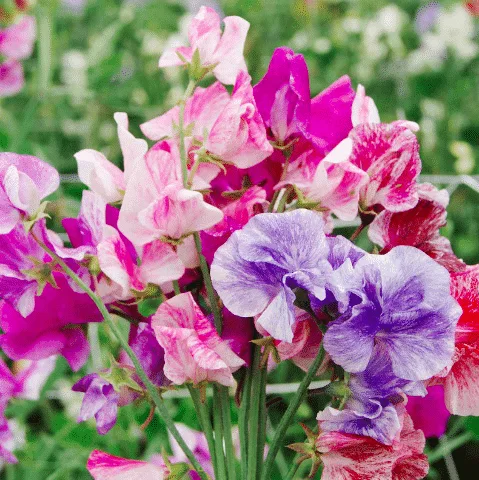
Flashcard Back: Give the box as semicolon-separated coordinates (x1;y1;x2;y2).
323;246;461;381
72;373;120;435
211;209;331;342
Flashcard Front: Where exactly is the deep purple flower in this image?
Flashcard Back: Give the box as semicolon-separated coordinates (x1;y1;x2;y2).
72;373;120;435
323;246;461;381
211;209;331;342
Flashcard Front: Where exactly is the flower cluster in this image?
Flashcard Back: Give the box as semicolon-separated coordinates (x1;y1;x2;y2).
0;4;35;98
0;5;477;480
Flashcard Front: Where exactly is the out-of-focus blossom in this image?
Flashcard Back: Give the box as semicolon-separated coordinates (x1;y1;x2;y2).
0;60;24;97
440;267;479;415
0;153;60;234
118;141;223;246
0;16;36;60
369;183;465;272
324;246;461;380
211;209;331;343
159;6;249;85
406;385;450;438
0;274;102;371
0;419;19;464
317;411;429;480
87;450;169;480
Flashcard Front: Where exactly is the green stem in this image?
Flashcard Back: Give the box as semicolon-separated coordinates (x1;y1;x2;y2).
255;367;268;479
428;431;473;464
32;235;208;480
239;367;253;480
188;385;218;477
178;79;197;187
247;345;264;480
219;385;237;480
172;279;181;296
285;457;300;480
213;387;228;479
261;345;325;480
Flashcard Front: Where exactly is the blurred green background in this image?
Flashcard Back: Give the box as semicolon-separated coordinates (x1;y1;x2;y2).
1;0;478;478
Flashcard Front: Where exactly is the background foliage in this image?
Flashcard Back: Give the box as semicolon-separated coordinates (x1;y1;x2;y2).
0;0;478;478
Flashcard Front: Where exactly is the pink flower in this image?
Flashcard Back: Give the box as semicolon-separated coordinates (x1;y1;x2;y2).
75;113;147;203
0;274;102;371
406;385;450;438
0;60;24;97
439;267;479;415
201;185;267;263
118;141;223;246
369;183;465;271
0;16;36;60
97;226;185;299
0;153;60;234
87;450;168;480
142;74;273;170
159;6;249;85
152;292;244;386
253;47;310;143
317;411;429;480
351;84;380;127
0;419;18;464
349;122;421;213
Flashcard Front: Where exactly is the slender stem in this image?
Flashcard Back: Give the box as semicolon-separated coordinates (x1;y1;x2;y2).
239;367;253;480
285;457;300;480
219;385;237;480
188;385;218;477
428;431;473;464
213;386;228;479
88;322;103;371
439;435;460;480
255;367;268;479
261;345;325;480
247;345;263;480
31;235;208;480
349;223;365;242
178;79;197;187
172;279;181;296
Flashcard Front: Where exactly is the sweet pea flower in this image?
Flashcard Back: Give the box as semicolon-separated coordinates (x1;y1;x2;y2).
324;246;461;381
0;60;24;97
158;6;249;85
0;15;36;60
75;113;147;203
317;411;429;480
369;183;465;272
152;292;244;386
0;153;60;234
87;450;169;480
211;209;332;343
440;267;479;415
0;273;102;371
118;141;223;246
406;385;450;438
0;419;18;464
253;47;310;143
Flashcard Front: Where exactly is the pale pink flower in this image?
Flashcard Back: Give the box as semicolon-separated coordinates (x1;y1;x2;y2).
351;84;380;127
317;411;429;480
152;292;244;386
87;450;168;480
118;141;223;246
0;60;24;97
159;6;249;85
0;153;59;234
75;113;147;203
97;226;185;299
0;16;36;60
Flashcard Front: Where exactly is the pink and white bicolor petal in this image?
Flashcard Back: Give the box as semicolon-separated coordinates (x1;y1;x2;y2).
87;450;167;480
351;84;380;127
0;16;36;60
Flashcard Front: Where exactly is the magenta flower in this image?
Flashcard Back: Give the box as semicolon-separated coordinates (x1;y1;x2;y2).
406;385;450;438
152;292;244;386
317;411;429;480
159;6;249;85
0;60;24;97
87;450;168;480
369;183;465;272
0;16;36;61
0;153;60;234
0;274;102;371
0;418;17;464
211;209;331;342
324;246;461;380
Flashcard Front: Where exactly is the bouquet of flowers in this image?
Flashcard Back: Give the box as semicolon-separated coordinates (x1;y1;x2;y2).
1;5;477;479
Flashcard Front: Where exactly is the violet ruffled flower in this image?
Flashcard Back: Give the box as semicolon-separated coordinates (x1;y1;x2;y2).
211;208;332;342
323;246;462;381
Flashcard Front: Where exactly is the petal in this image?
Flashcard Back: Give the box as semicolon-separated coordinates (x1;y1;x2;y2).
0;60;24;97
0;16;36;60
140;240;185;285
351;84;380;126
